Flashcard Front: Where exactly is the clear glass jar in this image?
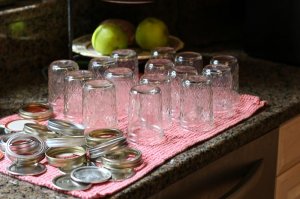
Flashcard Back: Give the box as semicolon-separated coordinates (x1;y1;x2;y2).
170;65;198;121
64;70;93;123
180;75;214;131
88;57;117;78
140;73;172;129
48;60;79;113
203;64;237;118
111;49;139;83
83;79;118;131
128;84;164;145
104;67;134;120
175;51;203;73
150;46;176;61
144;58;174;76
210;55;239;92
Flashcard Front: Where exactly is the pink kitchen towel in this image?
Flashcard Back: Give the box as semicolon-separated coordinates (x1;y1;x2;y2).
0;94;266;199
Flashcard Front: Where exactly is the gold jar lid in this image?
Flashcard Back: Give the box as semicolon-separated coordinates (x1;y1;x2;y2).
86;128;123;147
45;146;87;173
19;103;53;121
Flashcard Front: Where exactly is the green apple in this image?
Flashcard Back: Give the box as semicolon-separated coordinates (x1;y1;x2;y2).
135;17;169;50
9;21;27;38
91;23;128;55
102;19;135;45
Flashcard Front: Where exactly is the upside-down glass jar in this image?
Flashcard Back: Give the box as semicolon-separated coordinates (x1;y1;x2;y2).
48;60;79;113
64;70;93;123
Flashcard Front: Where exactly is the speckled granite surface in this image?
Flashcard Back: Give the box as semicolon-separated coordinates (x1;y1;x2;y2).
0;50;299;198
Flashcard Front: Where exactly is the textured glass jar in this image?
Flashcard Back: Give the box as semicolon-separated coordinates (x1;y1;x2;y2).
104;67;134;120
150;47;176;61
83;79;118;131
170;65;198;121
111;49;139;83
175;51;203;73
180;75;214;131
140;73;172;129
144;58;174;76
88;57;117;78
64;70;93;123
48;60;79;113
210;55;239;92
203;64;237;118
128;85;164;145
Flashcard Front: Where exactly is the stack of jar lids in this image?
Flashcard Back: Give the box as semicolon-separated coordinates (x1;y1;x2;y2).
1;120;146;182
18;103;53;121
48;119;84;136
46;119;85;147
5;133;47;175
52;166;112;191
99;147;143;181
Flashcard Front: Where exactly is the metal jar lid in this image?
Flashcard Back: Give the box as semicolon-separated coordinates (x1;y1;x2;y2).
48;119;85;136
52;174;92;191
88;136;127;160
70;166;111;184
19;103;53;121
5;119;37;133
7;163;47;176
101;148;143;170
85;128;123;147
45;136;85;148
23;123;59;139
45;146;87;172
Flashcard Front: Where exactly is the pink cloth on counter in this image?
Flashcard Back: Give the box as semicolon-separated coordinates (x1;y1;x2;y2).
0;94;266;199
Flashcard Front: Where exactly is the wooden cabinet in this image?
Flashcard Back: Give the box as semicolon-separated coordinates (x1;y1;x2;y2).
276;115;300;199
149;129;278;199
276;162;300;199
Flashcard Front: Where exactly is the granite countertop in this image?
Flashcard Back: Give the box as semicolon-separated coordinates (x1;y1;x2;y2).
0;50;299;198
